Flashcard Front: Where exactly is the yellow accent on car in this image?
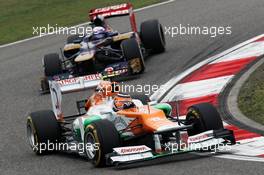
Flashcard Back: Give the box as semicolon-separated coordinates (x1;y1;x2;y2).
74;53;94;62
64;43;81;51
113;32;133;42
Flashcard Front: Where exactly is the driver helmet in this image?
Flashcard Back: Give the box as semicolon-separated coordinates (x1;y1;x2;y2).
91;26;107;42
113;93;135;111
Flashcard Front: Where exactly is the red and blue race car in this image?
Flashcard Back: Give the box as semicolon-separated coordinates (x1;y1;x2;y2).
40;3;166;93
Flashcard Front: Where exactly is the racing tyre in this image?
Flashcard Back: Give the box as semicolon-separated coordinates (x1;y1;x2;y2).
84;119;120;167
43;53;62;77
131;94;150;105
26;110;61;155
40;77;49;93
186;103;224;136
67;34;83;44
121;38;145;74
140;19;166;53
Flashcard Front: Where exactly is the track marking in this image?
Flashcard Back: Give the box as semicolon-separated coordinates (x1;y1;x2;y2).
151;33;264;101
216;154;264;162
166;75;233;101
151;34;264;162
210;41;264;64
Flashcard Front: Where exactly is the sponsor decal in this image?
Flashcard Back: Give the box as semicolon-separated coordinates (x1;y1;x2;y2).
114;145;151;155
188;134;209;142
101;10;129;17
83;74;101;81
111;152;153;162
104;67;114;73
58;74;101;86
121;147;147;154
188;130;213;143
90;4;130;20
93;4;129;14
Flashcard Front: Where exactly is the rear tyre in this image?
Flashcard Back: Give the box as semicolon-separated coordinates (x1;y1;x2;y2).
43;53;62;77
140;19;166;53
40;77;49;92
84;120;120;167
121;38;145;74
186;103;224;136
26;110;61;154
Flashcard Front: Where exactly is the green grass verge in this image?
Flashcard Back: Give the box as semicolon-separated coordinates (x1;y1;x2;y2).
238;62;264;125
0;0;163;45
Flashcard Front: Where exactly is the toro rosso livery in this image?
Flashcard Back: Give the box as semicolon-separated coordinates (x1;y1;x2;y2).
27;80;236;167
40;3;166;93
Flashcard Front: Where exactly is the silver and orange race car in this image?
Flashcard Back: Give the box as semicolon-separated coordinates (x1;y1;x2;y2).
40;3;166;93
27;80;236;167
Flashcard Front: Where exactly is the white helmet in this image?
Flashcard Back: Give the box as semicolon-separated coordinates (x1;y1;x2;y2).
91;26;107;41
92;26;106;34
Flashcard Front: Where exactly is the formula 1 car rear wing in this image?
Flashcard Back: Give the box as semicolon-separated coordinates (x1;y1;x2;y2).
55;74;101;93
89;3;138;32
49;74;102;120
49;69;127;120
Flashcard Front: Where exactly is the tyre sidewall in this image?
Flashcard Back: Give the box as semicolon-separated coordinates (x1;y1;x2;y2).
26;111;61;154
140;19;166;53
121;38;145;74
186;103;224;136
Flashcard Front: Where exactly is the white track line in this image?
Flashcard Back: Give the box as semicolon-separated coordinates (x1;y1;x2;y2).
0;0;175;49
165;75;233;102
216;155;264;162
211;41;264;64
151;33;264;101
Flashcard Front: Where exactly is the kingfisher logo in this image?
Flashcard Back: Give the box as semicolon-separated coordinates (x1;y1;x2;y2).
188;134;209;142
114;145;151;155
121;147;147;154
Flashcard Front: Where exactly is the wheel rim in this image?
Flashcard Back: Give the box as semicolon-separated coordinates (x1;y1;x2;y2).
27;124;37;149
85;132;97;159
186;110;205;136
159;25;166;46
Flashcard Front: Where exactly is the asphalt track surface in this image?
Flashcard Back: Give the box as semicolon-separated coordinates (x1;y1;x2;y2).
1;0;264;174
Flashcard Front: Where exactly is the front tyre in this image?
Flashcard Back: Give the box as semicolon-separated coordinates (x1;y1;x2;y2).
84;120;120;167
40;77;49;93
186;103;224;136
